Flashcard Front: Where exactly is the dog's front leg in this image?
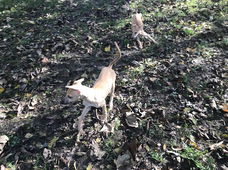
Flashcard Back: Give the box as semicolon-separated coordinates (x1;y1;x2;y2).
136;36;143;49
109;84;115;111
77;106;91;141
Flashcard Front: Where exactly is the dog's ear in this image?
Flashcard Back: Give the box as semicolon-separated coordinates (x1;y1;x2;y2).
65;85;81;94
73;78;84;85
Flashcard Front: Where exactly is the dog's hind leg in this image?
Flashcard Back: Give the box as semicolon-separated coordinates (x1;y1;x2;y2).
102;103;108;123
109;83;115;111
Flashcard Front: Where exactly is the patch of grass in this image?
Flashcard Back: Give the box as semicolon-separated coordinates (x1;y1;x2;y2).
100;18;130;30
177;0;213;14
115;18;131;29
5;162;16;170
129;0;143;11
125;59;158;81
104;136;116;149
150;151;167;164
179;145;216;170
130;64;145;76
178;123;194;137
148;123;166;139
8;135;21;147
222;36;228;43
0;0;58;14
196;42;220;58
183;26;196;36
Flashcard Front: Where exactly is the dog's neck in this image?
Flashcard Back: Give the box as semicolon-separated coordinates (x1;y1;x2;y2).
77;85;94;98
79;85;106;104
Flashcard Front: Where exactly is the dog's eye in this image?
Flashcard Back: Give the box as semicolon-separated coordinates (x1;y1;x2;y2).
68;95;73;99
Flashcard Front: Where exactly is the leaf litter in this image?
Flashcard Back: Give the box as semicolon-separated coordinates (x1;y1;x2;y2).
0;0;227;169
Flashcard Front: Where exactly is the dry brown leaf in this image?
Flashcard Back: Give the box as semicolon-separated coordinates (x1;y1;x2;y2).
222;104;228;112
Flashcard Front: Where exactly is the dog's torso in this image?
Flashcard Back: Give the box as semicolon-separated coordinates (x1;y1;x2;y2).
92;67;116;97
132;13;144;35
80;67;116;108
63;42;121;141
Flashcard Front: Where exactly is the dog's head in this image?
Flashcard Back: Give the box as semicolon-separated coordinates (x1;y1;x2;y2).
132;13;142;21
61;78;84;104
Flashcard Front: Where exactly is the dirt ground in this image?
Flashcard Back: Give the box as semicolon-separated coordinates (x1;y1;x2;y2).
0;0;227;169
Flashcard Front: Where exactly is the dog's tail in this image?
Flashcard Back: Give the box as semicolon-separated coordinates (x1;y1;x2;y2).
108;42;122;68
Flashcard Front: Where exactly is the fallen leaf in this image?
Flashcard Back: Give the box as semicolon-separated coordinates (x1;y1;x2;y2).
221;134;228;138
187;88;194;94
41;57;50;63
29;95;39;108
0;135;9;154
183;107;191;113
145;144;150;152
0;78;7;85
209;141;224;150
100;123;114;134
171;146;183;151
43;148;52;159
222;104;228;112
24;93;32;98
188;140;200;150
25;133;33;139
86;163;93;170
48;136;59;148
125;112;138;128
91;140;106;160
210;99;218;109
0;86;5;94
114;147;121;154
104;45;111;52
114;153;131;169
0;112;6;119
17;101;26;116
163;144;167;151
186;47;196;53
95;138;101;143
149;77;157;82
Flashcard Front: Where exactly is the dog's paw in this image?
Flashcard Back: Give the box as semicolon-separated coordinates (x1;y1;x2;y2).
76;134;80;142
76;130;85;142
109;102;113;111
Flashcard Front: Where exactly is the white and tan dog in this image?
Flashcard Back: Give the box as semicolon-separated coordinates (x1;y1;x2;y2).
62;42;122;141
132;13;157;48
